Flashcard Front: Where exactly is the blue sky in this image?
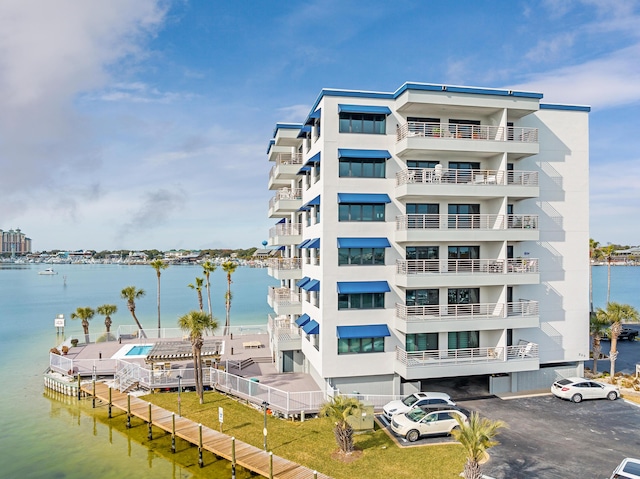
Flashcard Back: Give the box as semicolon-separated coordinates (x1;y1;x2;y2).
1;0;639;251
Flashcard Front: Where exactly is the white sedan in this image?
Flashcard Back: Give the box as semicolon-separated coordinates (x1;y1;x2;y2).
551;377;619;403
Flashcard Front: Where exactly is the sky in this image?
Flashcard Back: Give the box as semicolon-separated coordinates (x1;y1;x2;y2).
1;0;639;251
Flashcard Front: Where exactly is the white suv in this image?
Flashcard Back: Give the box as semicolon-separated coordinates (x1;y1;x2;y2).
611;458;640;479
390;406;469;442
383;392;455;420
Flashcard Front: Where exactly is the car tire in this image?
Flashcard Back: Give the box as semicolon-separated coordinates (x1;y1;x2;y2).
406;429;420;442
571;393;582;403
607;391;617;401
450;426;460;436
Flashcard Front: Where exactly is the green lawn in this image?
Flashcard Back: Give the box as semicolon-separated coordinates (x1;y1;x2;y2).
143;390;467;479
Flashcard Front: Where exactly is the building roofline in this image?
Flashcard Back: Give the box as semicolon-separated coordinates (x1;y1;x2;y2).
539;103;591;112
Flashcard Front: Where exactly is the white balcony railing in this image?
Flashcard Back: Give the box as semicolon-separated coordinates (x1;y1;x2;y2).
395;214;539;231
269;223;302;238
268;187;303;209
396;121;538;143
268;287;300;305
396;258;539;275
395;300;539;321
268;153;304;181
396;167;538;187
267;257;302;270
396;341;539;367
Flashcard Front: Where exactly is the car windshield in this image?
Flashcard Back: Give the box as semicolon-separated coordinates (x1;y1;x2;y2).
402;395;419;406
406;409;427;422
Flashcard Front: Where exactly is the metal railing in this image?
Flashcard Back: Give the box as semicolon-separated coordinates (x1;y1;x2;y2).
266;257;302;270
396;258;539;275
396;121;538;143
395;214;539;231
268;153;304;182
396;346;506;366
395;300;539;321
268;187;303;209
268;287;300;305
268;223;302;238
396;167;538;186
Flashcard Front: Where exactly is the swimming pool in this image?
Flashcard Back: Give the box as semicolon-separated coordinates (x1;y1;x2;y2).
126;345;153;356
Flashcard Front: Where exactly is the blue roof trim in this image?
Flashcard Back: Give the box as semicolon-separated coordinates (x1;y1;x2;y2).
337;281;391;294
337;237;391;248
266;139;275;154
295;314;310;327
304;152;321;166
337;193;391;204
272;123;303;138
338;104;392;115
539;103;591;112
301;279;320;291
337;324;390;339
296;276;311;287
302;319;319;335
338;148;391;159
393;82;543;99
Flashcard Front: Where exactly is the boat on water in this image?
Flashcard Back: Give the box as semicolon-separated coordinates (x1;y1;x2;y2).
38;268;58;275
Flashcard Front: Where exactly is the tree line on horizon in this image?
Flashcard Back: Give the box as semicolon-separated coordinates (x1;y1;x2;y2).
10;247;259;260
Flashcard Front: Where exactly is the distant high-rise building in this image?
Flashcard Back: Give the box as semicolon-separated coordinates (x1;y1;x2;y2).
1;228;32;254
265;82;589;396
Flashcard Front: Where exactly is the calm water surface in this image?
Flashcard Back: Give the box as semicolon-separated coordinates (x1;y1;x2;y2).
0;263;637;477
0;263;277;478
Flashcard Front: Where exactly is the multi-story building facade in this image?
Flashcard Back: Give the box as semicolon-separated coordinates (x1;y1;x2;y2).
1;228;32;254
266;82;589;395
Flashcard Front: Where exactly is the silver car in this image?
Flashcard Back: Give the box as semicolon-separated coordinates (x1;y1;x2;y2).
382;392;455;420
390;406;469;442
551;377;619;403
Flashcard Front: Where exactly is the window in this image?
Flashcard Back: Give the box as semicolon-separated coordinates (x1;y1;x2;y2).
338;247;385;265
406;333;438;352
339;158;386;178
449;119;481;138
407;203;439;229
338;337;385;354
338;293;385;310
448;331;479;349
448;288;480;315
448;204;480;229
448;246;480;272
448;162;481;183
339;112;386;134
406;289;438;306
339;203;385;221
314;205;320;224
406;160;439;169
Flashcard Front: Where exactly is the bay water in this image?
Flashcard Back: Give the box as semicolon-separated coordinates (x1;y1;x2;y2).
0;263;637;477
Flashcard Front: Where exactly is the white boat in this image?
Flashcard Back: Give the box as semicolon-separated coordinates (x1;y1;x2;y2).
38;268;58;275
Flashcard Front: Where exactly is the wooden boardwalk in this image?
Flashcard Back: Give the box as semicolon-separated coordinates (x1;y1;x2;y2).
82;382;331;479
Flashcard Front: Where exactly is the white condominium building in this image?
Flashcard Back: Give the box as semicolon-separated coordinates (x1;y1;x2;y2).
266;82;589;395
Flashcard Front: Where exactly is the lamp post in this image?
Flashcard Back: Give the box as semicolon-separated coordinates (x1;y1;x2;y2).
262;401;269;451
177;375;182;417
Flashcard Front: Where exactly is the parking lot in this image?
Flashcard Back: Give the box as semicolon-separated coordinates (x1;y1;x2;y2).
379;393;640;479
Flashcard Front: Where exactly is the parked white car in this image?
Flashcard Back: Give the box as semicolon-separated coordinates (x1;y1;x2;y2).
382;392;455;420
390;406;469;442
551;377;619;403
610;458;640;479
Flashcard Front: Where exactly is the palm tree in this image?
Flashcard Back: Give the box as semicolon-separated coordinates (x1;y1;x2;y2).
221;260;238;335
452;412;506;479
177;310;218;404
589;310;609;375
319;395;362;454
601;244;616;304
71;306;95;343
120;286;147;338
96;304;117;334
595;302;640;382
149;259;169;330
589;238;601;315
188;277;205;312
201;260;217;319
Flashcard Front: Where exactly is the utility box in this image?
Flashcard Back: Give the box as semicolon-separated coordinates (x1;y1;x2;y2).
347;402;374;431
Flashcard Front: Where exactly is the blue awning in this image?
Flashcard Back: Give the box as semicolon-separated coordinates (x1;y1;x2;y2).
296;276;311;287
337;281;391;294
295;314;310;327
276;218;286;224
337;193;391;204
337;237;391;248
297;240;311;249
306;195;320;206
297;125;311;138
297;165;311;175
338;149;392;159
305;109;321;125
302;319;319;335
306;238;320;249
301;279;320;292
338;104;391;115
337;324;391;339
304;152;321;166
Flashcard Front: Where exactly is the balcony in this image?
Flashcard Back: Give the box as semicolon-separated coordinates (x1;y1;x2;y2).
395;258;540;288
268;223;302;246
268;187;303;218
267;287;301;316
395;121;539;157
395;167;539;200
268;153;304;190
395;214;539;242
267;257;302;281
267;315;301;352
395;342;539;379
393;301;540;334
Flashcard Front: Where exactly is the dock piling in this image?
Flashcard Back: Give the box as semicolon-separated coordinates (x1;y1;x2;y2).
231;437;236;479
108;387;112;418
126;394;131;428
198;423;203;467
171;413;176;453
148;403;153;440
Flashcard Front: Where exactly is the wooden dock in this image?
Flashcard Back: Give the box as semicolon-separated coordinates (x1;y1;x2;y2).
82;382;331;479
